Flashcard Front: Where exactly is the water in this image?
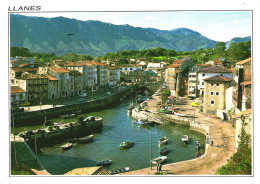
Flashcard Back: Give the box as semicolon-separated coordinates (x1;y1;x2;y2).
13;100;206;175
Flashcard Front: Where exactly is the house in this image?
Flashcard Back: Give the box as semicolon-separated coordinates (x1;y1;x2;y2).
10;56;34;68
107;65;120;87
11;86;27;108
94;62;108;89
68;70;83;96
45;75;59;100
14;73;48;103
147;62;164;69
117;64;143;75
145;69;157;77
232;57;251;111
197;66;233;97
64;61;98;92
203;75;232;114
166;59;194;96
187;64;212;98
10;67;38;82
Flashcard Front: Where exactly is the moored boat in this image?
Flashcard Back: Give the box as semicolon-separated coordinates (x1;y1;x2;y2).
158;137;168;145
120;141;134;149
96;160;112;167
61;114;76;119
160;147;170;155
195;141;201;149
77;135;94;144
174;112;191;117
108;167;130;175
83;116;102;123
182;135;189;144
61;143;72;150
151;156;167;164
134;119;153;126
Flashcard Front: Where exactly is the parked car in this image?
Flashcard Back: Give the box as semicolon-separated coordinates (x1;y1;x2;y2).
191;102;199;107
79;93;87;97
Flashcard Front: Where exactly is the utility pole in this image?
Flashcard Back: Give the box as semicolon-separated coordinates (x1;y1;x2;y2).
145;128;153;170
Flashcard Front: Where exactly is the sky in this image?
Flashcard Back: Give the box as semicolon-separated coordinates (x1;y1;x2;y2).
16;11;252;42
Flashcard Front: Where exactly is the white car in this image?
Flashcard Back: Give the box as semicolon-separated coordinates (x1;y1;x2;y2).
79;93;87;97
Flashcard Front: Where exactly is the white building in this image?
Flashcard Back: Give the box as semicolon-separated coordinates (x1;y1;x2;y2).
117;64;143;74
147;62;163;68
197;66;233;96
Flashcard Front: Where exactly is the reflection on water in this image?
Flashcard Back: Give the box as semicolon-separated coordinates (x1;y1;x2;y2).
15;100;206;175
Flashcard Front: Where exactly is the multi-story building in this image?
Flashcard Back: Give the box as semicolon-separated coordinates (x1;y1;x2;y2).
10;67;38;83
14;73;48;103
11;86;27;106
197;66;233;97
64;61;98;92
117;64;143;75
68;70;83;96
203;75;232;114
188;64;212;98
232;57;251;111
107;66;120;87
166;64;180;96
95;62;108;89
45;75;58;100
10;56;34;68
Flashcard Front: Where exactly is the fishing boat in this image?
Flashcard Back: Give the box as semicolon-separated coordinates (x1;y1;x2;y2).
196;152;204;158
108;167;130;175
61;114;76;119
77;135;94;144
67;138;79;143
83;116;102;123
61;143;72;150
134;119;152;126
120;141;134;149
96;160;112;167
158;137;168;145
182;135;189;144
174;112;191;117
195;141;201;149
151;156;167;164
160;147;170;155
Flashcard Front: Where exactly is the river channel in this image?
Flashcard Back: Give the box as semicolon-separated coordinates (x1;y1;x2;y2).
14;99;206;175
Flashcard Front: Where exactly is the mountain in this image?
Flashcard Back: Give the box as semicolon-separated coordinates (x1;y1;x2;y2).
9;14;248;56
225;36;251;48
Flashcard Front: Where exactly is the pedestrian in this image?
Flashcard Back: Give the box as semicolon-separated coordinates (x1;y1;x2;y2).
159;163;162;173
211;140;214;147
156;162;159;172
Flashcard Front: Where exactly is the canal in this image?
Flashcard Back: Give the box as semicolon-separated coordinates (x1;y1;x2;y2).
13;99;206;175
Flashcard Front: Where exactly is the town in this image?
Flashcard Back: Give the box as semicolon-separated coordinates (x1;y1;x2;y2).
10;50;252;175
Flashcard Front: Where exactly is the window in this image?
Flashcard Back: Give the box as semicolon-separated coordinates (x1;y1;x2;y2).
202;74;205;77
211;91;214;95
220;74;223;76
211;100;215;105
216;92;219;95
211;83;214;86
216;83;219;86
202;82;204;85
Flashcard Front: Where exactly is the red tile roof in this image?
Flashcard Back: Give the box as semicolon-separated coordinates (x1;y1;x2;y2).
241;81;251;86
234;109;251;118
49;66;70;73
17;73;48;80
173;59;185;64
11;67;38;72
203;75;232;82
236;57;251;65
45;75;58;81
11;86;26;94
167;64;180;68
197;66;232;73
18;63;29;67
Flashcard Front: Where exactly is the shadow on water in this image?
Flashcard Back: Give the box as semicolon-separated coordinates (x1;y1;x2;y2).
37;153;97;175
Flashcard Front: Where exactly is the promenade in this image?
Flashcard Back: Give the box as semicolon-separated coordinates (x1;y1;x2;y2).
121;93;235;175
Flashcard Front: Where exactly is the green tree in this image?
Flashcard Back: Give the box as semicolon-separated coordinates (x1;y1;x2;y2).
162;88;171;103
214;42;226;57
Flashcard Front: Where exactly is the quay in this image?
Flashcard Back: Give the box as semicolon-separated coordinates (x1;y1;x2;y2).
121;90;236;175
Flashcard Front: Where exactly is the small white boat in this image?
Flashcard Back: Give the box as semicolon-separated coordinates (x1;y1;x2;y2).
158;137;169;145
83;116;102;123
174;112;191;117
182;135;189;144
61;143;72;150
151;156;167;164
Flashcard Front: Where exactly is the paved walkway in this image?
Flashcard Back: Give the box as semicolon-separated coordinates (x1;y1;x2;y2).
121;94;235;175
